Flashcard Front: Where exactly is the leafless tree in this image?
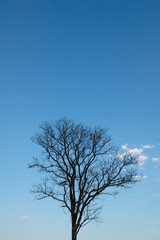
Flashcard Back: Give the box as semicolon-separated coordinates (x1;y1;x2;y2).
29;118;139;240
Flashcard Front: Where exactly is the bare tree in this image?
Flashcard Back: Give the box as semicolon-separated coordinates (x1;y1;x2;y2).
29;118;139;240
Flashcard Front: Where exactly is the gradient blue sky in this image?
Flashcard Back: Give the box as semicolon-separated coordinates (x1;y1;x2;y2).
0;1;160;239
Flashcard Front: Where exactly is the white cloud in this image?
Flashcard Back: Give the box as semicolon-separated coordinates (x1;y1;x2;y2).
153;178;160;183
143;145;154;149
152;158;160;162
143;175;148;179
19;215;29;220
153;193;160;198
133;175;148;180
138;155;148;165
121;145;148;165
122;168;127;171
129;148;143;155
121;144;128;151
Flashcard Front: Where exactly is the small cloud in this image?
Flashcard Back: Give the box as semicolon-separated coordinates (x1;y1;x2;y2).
153;178;160;183
143;145;154;149
152;158;160;162
19;215;29;220
153;193;160;198
121;144;148;166
129;148;143;156
121;144;128;151
142;175;148;179
133;175;148;180
122;168;127;171
138;155;148;165
154;165;158;168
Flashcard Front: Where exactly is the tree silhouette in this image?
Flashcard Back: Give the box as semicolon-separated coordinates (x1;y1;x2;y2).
29;118;139;240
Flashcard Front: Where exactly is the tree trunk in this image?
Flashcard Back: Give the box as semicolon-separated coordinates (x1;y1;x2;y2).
72;215;77;240
72;226;77;240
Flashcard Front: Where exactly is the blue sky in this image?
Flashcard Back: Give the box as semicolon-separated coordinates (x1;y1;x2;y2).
0;0;160;239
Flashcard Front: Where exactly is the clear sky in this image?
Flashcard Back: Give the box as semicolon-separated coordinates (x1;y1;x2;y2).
0;0;160;239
